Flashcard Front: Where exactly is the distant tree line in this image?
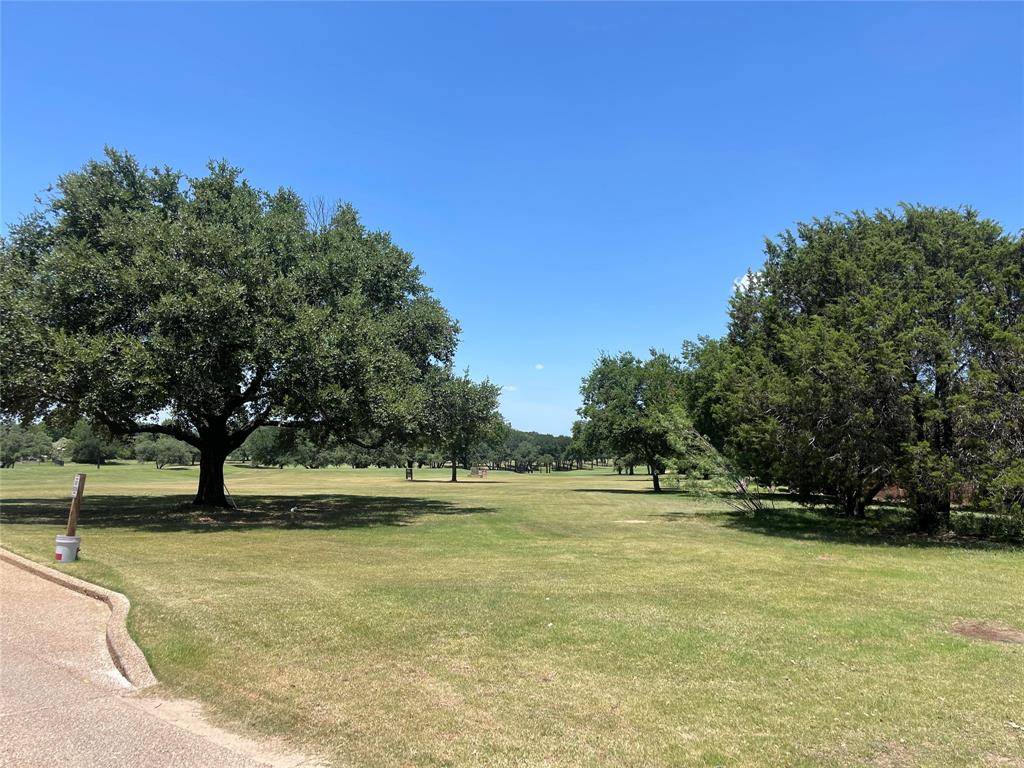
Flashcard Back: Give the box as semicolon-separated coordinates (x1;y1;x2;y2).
221;422;582;476
474;428;580;472
0;419;131;467
574;206;1023;535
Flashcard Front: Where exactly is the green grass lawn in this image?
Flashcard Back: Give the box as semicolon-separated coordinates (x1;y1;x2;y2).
1;462;1021;767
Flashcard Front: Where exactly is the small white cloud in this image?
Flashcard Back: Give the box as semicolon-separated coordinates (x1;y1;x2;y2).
534;363;544;370
503;385;518;392
733;271;760;294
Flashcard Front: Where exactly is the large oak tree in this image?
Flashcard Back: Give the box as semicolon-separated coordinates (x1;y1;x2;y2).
1;149;458;505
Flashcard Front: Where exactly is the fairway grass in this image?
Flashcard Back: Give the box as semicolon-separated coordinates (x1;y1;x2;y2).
1;463;1021;767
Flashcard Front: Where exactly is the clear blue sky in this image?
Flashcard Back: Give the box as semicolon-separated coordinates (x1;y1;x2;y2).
3;2;1021;435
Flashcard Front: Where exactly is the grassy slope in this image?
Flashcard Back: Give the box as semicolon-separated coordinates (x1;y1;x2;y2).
1;462;1021;767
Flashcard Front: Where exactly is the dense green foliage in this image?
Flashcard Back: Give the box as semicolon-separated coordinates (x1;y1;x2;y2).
683;206;1023;531
1;149;458;505
426;372;503;481
224;424;577;473
480;427;577;472
231;428;409;469
134;433;197;469
66;419;122;465
0;419;140;468
575;352;688;492
0;422;51;467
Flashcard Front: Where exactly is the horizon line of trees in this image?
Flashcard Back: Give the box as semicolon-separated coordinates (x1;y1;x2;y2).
0;416;591;476
224;423;583;473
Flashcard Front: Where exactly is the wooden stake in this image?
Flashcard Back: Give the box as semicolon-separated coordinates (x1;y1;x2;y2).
66;473;86;536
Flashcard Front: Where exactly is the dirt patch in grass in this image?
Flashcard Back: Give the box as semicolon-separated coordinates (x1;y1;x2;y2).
984;754;1024;768
951;619;1024;644
867;741;916;768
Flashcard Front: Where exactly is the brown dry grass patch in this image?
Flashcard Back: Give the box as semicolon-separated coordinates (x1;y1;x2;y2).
951;619;1024;644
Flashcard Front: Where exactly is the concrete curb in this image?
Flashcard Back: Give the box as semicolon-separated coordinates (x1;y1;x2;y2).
0;547;158;690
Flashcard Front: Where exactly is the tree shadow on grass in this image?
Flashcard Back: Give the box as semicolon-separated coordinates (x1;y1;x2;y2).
573;483;788;499
703;505;1022;551
573;488;665;495
410;479;506;484
0;493;496;533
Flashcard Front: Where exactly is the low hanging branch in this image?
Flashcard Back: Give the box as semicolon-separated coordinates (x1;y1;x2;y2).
685;429;772;515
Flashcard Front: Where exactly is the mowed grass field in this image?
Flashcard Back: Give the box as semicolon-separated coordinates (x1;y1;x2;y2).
1;463;1021;767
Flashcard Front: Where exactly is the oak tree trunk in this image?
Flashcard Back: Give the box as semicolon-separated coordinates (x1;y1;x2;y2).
194;447;229;507
914;370;954;532
912;490;951;533
855;481;886;519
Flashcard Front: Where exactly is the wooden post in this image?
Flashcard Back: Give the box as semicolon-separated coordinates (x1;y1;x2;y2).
66;473;86;537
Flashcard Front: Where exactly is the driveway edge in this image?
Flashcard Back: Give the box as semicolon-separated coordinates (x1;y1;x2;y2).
0;547;158;689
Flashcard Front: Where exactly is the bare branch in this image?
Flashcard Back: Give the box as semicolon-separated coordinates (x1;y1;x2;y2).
95;412;201;448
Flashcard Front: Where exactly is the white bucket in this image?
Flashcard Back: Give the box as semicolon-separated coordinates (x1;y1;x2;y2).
55;535;81;563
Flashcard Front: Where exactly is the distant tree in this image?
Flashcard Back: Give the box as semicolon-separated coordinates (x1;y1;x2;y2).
136;433;193;468
0;421;51;467
577;351;686;492
0;149;457;506
610;452;642;476
0;424;23;468
153;437;192;469
429;372;502;481
68;419;119;466
243;427;290;468
134;434;160;463
51;437;72;464
369;443;405;468
285;431;334;469
342;446;373;469
568;421;598;470
510;434;539;472
468;424;572;473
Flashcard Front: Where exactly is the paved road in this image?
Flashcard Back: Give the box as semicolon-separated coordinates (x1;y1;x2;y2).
0;559;318;768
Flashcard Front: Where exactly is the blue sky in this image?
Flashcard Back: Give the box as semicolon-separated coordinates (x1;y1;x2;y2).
3;2;1021;435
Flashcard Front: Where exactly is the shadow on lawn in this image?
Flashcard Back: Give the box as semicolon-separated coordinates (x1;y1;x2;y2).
0;493;496;533
705;506;1022;551
410;479;505;484
573;488;664;495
